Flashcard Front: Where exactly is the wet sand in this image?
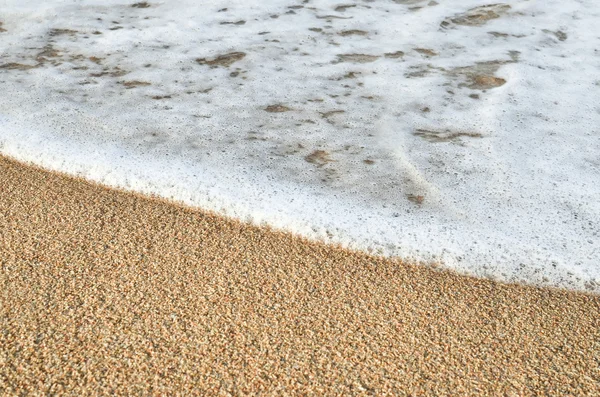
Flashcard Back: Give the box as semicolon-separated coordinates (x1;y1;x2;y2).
1;155;598;395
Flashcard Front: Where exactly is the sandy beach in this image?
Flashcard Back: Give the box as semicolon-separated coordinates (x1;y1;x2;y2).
1;154;598;395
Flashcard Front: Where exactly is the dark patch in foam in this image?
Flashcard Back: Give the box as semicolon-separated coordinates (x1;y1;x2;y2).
407;194;425;205
335;54;379;63
121;80;151;88
0;63;39;70
487;31;525;38
449;55;518;90
220;21;246;25
384;51;404;59
36;45;61;64
393;0;425;4
265;105;292;113
49;28;79;37
196;52;246;67
414;48;437;57
405;64;445;78
334;4;357;12
90;67;128;77
320;110;345;118
414;129;483;143
305;150;334;167
338;30;368;37
131;2;151;8
316;15;353;20
542;29;567;42
441;4;511;28
469;75;506;89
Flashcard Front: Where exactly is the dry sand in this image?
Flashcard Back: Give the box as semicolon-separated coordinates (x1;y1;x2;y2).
0;155;599;395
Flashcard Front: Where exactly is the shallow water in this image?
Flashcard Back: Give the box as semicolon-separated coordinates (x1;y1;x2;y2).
1;0;599;291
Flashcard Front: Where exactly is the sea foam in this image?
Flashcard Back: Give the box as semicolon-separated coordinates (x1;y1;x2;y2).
1;0;599;291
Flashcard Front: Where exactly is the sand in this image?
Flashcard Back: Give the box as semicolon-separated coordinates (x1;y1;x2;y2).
0;154;599;396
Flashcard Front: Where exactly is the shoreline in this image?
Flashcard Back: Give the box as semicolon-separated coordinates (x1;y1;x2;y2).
1;154;599;394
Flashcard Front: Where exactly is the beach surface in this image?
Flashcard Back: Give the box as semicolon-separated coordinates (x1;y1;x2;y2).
1;155;599;395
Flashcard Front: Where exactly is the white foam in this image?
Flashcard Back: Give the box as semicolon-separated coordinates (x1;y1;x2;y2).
1;0;599;292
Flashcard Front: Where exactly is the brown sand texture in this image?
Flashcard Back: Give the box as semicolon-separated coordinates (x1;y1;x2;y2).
0;155;599;395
